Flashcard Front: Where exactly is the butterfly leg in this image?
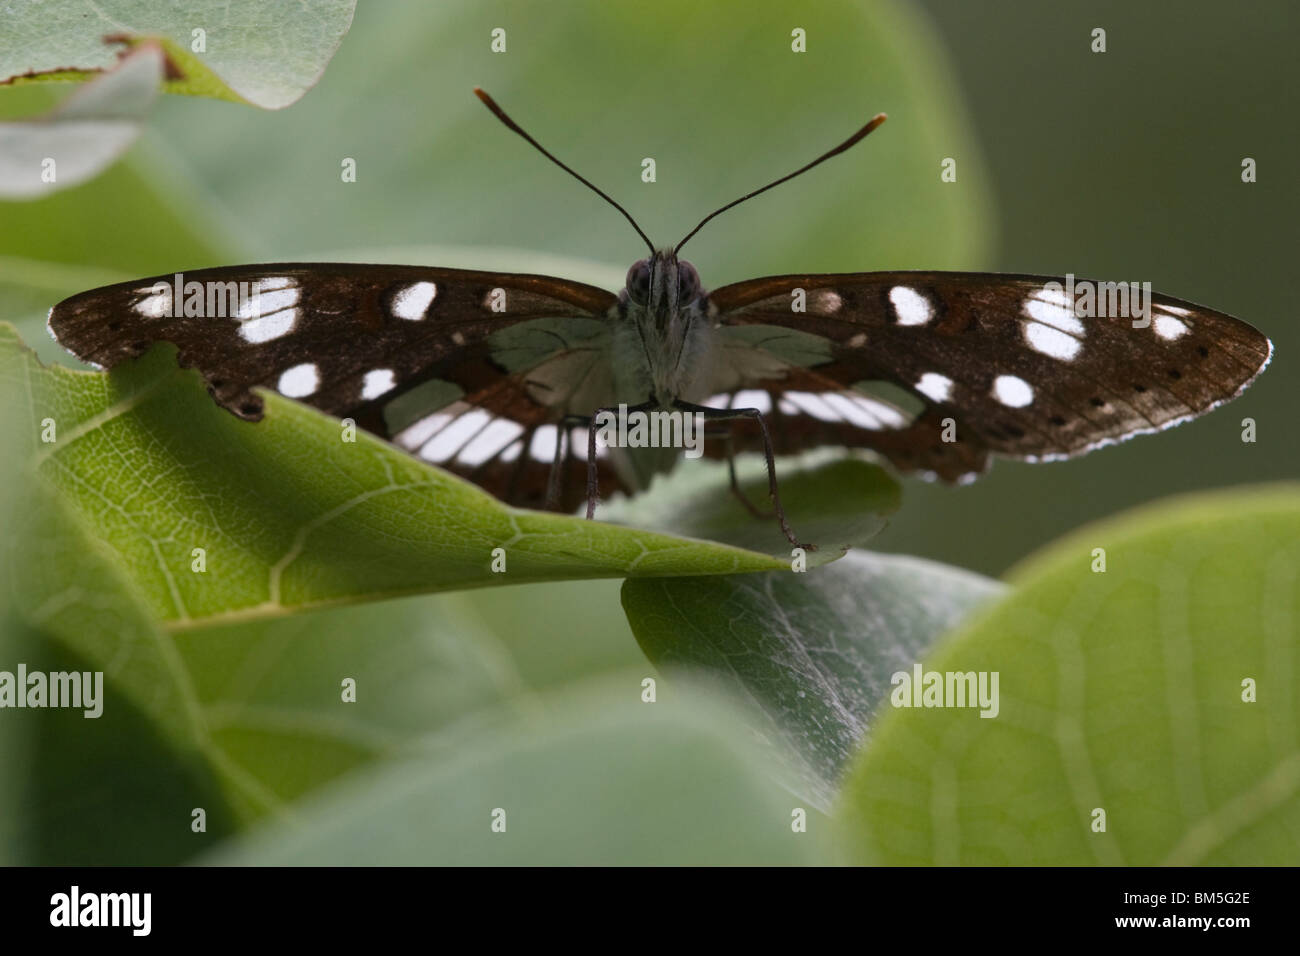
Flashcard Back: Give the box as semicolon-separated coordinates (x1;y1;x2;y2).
545;414;591;510
674;400;815;552
710;425;776;519
584;398;657;520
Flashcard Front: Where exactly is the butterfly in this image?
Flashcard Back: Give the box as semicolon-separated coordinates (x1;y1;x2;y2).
47;89;1272;549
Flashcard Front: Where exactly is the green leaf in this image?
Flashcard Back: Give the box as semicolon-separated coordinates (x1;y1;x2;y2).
4;324;786;625
2;361;529;860
0;620;244;864
0;343;236;862
0;45;162;199
0;557;522;861
203;677;830;865
622;552;1003;808
440;578;653;691
1;0;356;109
0;330;202;750
605;455;901;557
169;594;524;822
834;485;1300;865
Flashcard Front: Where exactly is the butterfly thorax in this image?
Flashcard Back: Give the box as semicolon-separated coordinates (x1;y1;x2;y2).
614;248;714;406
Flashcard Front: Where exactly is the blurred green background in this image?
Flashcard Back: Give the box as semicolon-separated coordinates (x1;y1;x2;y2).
0;0;1295;862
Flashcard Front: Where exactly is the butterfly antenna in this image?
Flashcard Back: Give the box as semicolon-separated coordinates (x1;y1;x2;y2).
674;113;887;255
474;88;656;255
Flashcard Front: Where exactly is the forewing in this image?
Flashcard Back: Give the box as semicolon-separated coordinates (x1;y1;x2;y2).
707;271;1271;477
47;263;618;428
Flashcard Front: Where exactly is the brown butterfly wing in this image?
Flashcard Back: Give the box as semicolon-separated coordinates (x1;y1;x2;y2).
390;371;628;513
48;263;617;425
707;271;1271;476
48;263;626;511
698;366;988;482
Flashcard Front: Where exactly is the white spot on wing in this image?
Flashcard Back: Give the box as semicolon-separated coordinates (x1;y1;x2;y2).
814;290;843;313
239;285;300;319
1158;304;1191;317
916;372;953;403
392;281;437;321
277;362;319;398
992;374;1033;408
731;390;771;413
1154;314;1190;341
774;390;910;430
133;286;172;318
823;393;887;430
572;426;602;458
1023;298;1084;335
361;368;396;400
529;426;559;463
457;419;525;466
782;391;840;422
846;332;867;348
889;286;933;326
1023;320;1082;361
856;395;909;429
1032;286;1073;308
239;308;297;343
396;409;457;450
420;408;490;462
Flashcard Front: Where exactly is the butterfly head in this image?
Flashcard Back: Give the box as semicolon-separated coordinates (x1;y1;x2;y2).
624;249;703;322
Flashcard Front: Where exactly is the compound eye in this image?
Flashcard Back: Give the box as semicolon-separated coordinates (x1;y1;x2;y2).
626;260;651;305
677;261;700;302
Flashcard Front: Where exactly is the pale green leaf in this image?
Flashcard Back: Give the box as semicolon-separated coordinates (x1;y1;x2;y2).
0;44;161;198
605;455;901;558
5;324;786;627
623;552;1002;808
203;677;831;865
834;486;1300;865
0;0;356;109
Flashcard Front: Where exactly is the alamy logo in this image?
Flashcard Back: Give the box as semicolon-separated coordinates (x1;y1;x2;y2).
592;405;705;458
1042;273;1154;328
0;664;102;718
50;886;151;936
890;663;1000;718
133;272;268;319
